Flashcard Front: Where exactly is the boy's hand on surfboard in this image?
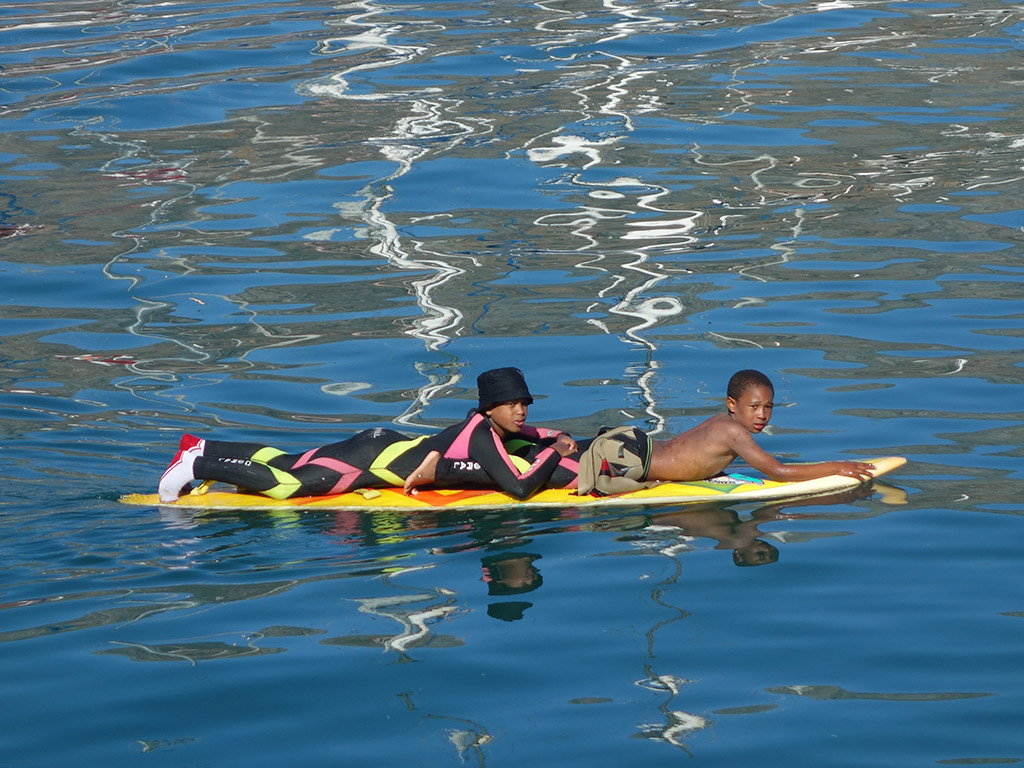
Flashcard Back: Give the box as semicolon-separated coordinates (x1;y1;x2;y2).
404;450;441;495
836;461;876;482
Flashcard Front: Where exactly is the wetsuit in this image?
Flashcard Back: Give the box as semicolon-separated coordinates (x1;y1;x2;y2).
428;412;580;499
193;428;431;500
192;413;574;500
431;427;584;493
434;425;652;495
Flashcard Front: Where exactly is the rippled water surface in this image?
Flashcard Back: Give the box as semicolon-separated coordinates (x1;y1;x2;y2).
2;1;1023;765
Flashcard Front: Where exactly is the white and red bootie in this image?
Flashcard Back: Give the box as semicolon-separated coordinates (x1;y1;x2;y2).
158;434;206;503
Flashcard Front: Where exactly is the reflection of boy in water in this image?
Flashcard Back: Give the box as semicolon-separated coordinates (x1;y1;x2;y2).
733;538;780;568
649;505;781;567
482;553;543;594
481;552;543;622
651;485;873;567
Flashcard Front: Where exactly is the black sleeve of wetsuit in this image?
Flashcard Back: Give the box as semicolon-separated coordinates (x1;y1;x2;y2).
432;457;503;489
433;439;571;491
433;450;563;500
433;451;580;491
427;416;562;500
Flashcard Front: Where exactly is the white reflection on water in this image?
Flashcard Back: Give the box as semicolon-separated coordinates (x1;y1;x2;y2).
299;0;719;429
302;4;501;423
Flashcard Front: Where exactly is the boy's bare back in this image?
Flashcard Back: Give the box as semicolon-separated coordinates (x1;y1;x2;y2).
647;413;747;482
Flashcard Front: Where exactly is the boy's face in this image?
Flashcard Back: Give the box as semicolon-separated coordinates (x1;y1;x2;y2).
726;384;774;434
485;399;529;437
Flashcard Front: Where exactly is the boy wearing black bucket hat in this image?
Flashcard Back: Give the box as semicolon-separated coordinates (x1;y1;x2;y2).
476;367;534;410
159;367;577;503
402;368;579;498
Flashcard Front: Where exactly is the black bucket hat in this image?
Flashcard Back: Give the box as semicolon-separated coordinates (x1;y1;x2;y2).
477;367;535;411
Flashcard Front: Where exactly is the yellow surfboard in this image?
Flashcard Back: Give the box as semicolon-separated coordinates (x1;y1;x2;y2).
121;456;906;512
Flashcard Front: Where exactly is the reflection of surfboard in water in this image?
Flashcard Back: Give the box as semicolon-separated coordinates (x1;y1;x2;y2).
121;456;906;512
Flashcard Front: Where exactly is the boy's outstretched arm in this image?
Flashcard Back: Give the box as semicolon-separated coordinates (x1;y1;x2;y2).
730;428;876;483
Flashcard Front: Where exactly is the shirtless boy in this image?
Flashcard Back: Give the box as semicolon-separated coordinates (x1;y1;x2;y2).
645;369;876;484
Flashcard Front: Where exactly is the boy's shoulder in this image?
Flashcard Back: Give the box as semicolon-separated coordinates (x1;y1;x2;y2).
702;411;741;432
701;412;751;443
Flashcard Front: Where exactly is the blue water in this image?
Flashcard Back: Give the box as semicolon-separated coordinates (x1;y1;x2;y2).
2;0;1023;765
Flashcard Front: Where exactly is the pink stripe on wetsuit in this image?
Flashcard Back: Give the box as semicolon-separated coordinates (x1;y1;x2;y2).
430;412;565;500
294;448;363;494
